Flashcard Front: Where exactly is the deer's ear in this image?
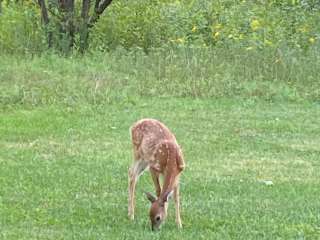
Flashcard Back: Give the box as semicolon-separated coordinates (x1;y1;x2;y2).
145;192;156;203
161;190;173;203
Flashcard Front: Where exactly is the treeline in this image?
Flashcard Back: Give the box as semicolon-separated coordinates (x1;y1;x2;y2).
0;0;319;54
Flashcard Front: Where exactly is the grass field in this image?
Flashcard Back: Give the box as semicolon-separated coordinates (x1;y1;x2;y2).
1;1;320;238
1;97;319;239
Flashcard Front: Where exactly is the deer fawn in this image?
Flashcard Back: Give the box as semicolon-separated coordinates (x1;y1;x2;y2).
128;118;185;230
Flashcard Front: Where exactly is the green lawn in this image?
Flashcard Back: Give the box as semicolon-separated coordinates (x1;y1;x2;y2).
0;98;319;239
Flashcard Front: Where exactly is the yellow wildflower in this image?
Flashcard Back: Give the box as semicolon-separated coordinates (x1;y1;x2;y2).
213;32;220;38
251;19;260;31
192;26;197;32
176;38;184;44
309;37;315;44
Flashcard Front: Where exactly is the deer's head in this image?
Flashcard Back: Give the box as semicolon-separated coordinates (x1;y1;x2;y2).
145;191;172;231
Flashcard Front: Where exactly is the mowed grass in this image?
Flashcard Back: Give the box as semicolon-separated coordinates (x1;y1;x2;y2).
0;98;319;239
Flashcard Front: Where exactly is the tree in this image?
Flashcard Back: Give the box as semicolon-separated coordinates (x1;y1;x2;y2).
37;0;113;53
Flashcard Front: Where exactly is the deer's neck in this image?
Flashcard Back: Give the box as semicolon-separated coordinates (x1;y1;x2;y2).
160;169;179;198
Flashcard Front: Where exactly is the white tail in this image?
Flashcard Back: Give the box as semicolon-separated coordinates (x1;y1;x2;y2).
128;118;185;230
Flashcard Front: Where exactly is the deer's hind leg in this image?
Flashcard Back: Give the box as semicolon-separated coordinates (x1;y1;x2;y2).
128;159;148;220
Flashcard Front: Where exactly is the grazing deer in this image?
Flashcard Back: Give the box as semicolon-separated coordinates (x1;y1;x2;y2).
128;118;185;230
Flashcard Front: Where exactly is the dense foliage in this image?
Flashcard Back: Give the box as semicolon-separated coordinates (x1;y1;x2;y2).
0;0;319;54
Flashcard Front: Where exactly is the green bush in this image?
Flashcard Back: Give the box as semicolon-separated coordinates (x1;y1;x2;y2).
0;0;319;53
0;2;44;54
90;0;320;51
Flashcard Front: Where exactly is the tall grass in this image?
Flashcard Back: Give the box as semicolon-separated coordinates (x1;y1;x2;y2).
1;46;319;108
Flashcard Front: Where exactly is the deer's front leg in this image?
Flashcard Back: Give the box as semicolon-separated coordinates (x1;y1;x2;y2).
174;183;182;228
150;168;161;197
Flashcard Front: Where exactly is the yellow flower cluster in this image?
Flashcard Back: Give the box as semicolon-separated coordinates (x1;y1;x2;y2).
251;20;260;31
309;37;315;44
186;19;316;48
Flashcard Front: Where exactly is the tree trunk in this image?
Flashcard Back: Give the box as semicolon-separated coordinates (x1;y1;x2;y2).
80;0;91;53
58;0;75;54
89;0;113;28
66;0;75;50
38;0;52;48
36;0;113;53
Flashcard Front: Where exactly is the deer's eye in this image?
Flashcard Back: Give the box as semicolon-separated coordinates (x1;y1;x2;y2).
155;216;161;222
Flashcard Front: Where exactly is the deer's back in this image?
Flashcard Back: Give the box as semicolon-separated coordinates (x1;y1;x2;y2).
131;119;177;160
